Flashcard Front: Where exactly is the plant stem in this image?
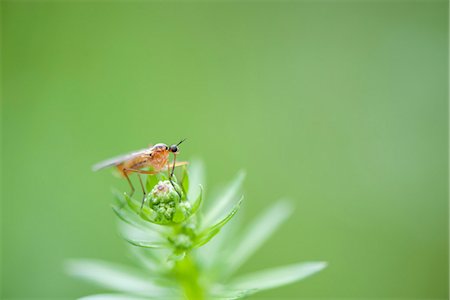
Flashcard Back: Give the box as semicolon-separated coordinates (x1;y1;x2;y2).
174;253;204;300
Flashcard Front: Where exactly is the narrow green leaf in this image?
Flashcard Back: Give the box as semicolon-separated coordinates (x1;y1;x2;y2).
118;221;166;245
187;159;205;202
112;189;127;206
112;205;150;230
202;171;245;228
168;250;186;262
225;200;293;275
113;206;160;237
123;193;141;213
159;172;169;181
194;197;243;247
195;211;241;272
112;205;132;223
121;193;157;223
79;294;153;300
180;166;189;195
210;287;257;300
190;185;203;215
66;259;168;296
146;173;159;192
172;205;186;223
227;262;327;292
128;247;168;273
125;238;168;249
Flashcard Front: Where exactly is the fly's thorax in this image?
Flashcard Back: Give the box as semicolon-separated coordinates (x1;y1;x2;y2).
152;143;168;151
149;149;169;171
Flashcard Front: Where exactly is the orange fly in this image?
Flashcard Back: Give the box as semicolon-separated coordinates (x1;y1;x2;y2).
92;139;187;208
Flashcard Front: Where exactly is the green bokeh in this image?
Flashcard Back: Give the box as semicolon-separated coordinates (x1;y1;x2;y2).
2;1;448;299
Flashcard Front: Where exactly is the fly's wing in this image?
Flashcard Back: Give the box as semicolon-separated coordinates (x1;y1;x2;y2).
92;148;150;171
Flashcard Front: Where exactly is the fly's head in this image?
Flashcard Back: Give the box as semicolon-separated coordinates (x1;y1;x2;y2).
168;138;186;155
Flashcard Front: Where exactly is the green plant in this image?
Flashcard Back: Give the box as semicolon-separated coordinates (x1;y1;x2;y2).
67;160;326;299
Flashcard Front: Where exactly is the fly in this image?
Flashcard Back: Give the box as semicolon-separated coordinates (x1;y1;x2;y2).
92;139;187;208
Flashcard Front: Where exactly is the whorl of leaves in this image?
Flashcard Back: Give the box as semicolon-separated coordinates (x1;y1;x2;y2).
68;160;326;300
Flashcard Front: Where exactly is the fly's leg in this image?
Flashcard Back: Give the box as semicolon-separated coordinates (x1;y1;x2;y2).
123;168;159;209
137;174;146;209
123;171;135;197
166;162;178;197
169;178;181;199
170;154;177;180
168;154;182;199
162;161;188;198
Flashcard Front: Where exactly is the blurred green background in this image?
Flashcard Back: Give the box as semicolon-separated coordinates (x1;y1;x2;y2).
2;1;448;299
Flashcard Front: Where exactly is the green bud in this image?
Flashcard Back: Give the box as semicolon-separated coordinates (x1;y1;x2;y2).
145;180;190;224
170;233;193;250
172;201;191;223
149;180;180;204
181;220;197;238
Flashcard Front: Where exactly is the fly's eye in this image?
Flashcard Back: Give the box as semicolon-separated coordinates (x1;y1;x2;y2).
169;145;178;153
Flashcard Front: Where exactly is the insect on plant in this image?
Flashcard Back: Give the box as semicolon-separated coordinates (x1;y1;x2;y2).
92;139;187;208
72;147;327;300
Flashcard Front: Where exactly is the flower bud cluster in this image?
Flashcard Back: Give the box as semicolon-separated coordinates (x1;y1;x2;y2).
170;233;193;250
146;180;190;224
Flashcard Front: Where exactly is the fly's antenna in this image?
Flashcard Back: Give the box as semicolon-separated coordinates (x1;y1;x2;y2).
170;138;186;182
176;138;187;146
